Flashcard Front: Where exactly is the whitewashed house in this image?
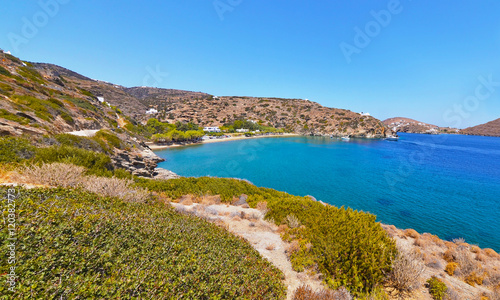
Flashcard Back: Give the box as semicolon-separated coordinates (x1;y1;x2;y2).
146;108;158;114
236;129;249;133
203;126;221;132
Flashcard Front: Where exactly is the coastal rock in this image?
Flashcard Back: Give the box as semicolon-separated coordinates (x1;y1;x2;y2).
306;195;317;202
232;194;248;206
153;168;180;180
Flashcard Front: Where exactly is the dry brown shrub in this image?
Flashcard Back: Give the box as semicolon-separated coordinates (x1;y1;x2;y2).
404;228;420;239
83;176;149;203
455;246;481;277
266;244;275;251
425;256;444;270
484;248;500;259
179;194;196;204
414;237;429;248
232;216;241;221
286;240;300;256
388;244;425;295
292;285;352;300
277;224;289;233
15;163;86;187
444;241;456;249
484;271;500;287
180;198;193;206
443;249;457;262
445;262;458;276
453;237;466;244
470;245;481;253
464;272;484;286
476;253;487;262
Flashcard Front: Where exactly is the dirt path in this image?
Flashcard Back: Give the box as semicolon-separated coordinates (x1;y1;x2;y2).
170;202;325;299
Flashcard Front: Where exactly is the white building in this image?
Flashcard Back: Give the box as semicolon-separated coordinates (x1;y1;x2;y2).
203;126;221;132
360;112;371;116
236;129;249;133
97;97;105;103
146;108;158;114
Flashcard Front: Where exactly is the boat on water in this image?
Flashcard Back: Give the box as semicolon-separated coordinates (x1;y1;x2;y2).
341;136;350;141
385;135;399;141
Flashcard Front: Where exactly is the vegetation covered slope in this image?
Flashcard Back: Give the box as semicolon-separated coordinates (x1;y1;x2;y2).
0;52;129;137
0;187;285;299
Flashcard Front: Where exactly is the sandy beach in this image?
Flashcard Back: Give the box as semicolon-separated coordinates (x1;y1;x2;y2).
147;133;300;150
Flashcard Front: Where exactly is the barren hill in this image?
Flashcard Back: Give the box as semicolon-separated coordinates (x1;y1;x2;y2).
460;118;500;137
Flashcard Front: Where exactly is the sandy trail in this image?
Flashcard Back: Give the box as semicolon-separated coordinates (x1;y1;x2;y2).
170;202;324;299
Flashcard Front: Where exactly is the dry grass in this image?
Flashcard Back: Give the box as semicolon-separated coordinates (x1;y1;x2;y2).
286;214;301;229
13;163;86;188
414;236;430;248
455;246;481;277
387;243;426;295
83;176;149;203
292;285;352;300
12;163;149;203
404;228;420;239
286;240;300;256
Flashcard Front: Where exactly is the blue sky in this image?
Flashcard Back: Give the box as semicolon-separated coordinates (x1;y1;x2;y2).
1;0;499;128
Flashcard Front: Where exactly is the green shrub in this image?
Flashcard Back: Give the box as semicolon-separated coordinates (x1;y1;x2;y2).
136;177;397;296
78;88;94;98
0;109;30;125
35;145;113;175
94;130;124;149
0;136;35;163
0;66;12;77
64;96;98;112
17;66;44;84
426;276;447;300
0;187;286;299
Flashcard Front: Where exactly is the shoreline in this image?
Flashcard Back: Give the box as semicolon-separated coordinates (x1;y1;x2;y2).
147;133;301;150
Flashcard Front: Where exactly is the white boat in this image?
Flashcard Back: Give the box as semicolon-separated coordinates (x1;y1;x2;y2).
341;136;350;141
385;135;399;141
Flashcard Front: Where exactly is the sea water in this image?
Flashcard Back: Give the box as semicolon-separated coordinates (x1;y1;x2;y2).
156;133;500;251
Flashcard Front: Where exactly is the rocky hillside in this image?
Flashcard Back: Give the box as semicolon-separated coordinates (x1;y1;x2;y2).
0;52;124;136
22;62;392;138
460;118;500;137
134;93;391;138
384;117;459;135
1;51;392;138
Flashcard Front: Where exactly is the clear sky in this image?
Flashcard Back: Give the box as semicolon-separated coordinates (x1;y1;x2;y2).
1;0;499;128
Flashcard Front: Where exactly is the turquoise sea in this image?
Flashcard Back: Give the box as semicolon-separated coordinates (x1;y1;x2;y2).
156;133;500;251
